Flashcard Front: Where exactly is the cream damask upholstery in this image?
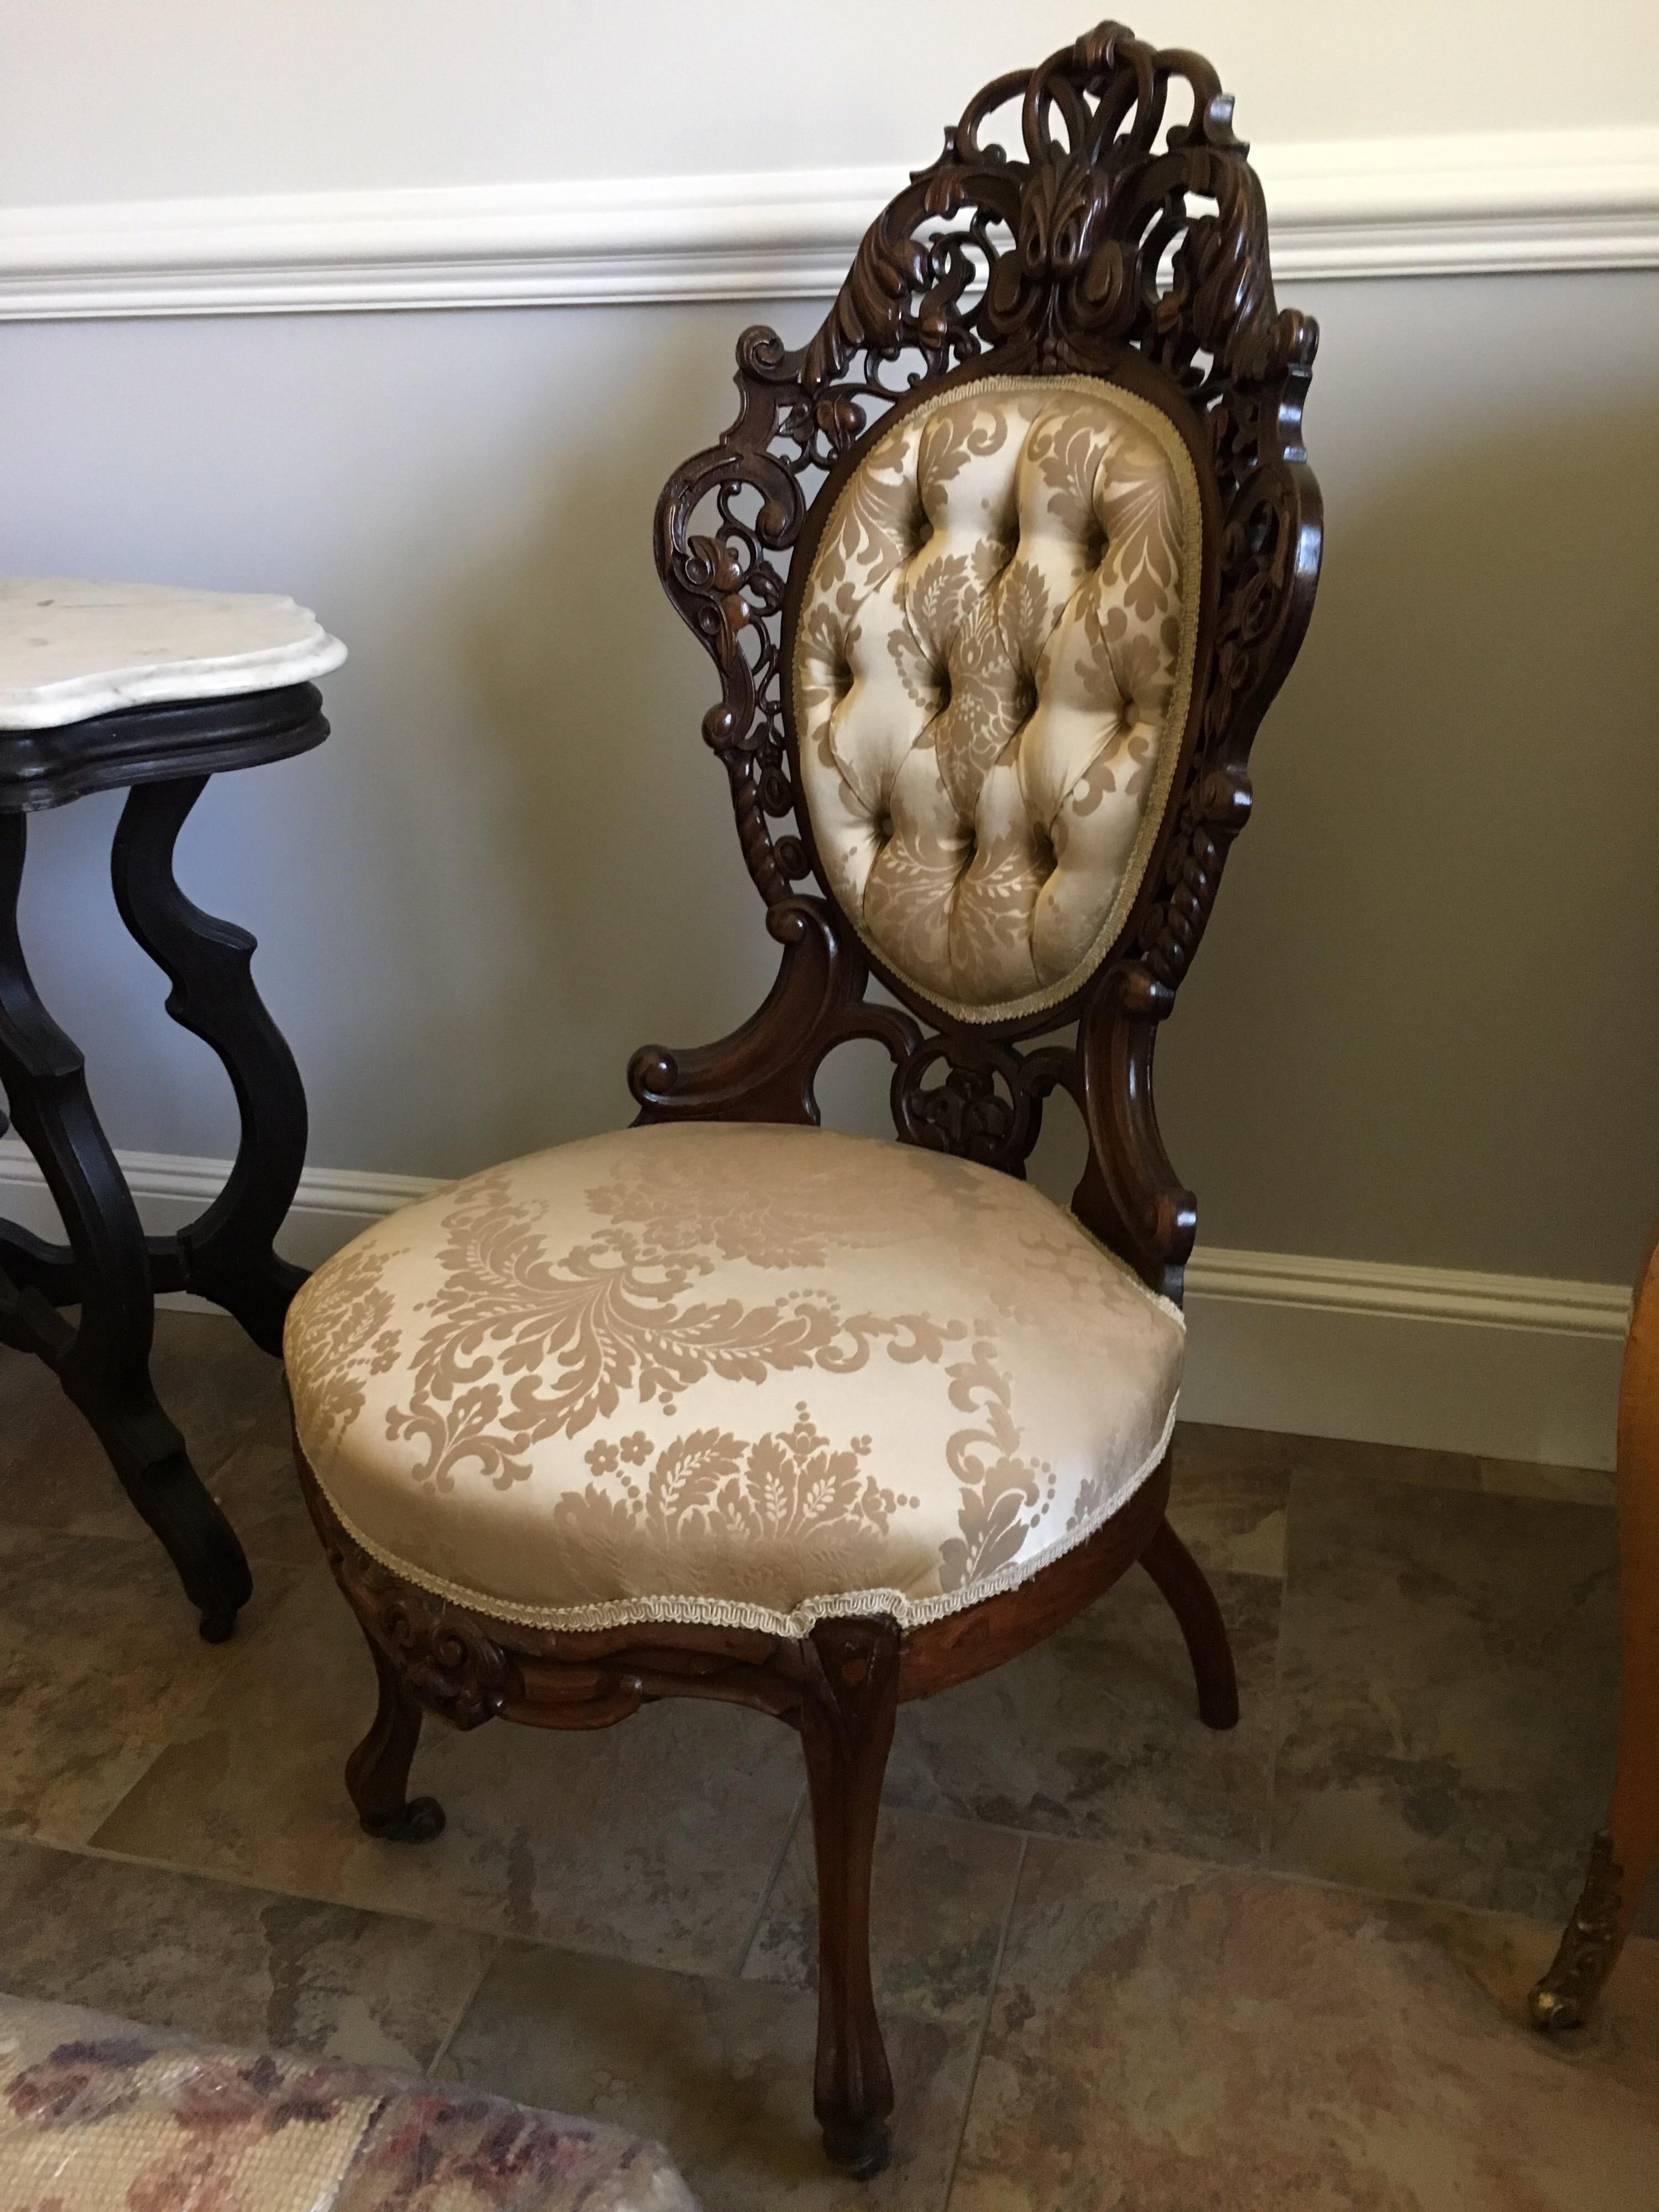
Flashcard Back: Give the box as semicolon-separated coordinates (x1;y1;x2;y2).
285;1123;1185;1638
794;375;1201;1020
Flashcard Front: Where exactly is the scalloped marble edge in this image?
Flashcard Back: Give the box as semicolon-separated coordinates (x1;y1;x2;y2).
0;578;346;730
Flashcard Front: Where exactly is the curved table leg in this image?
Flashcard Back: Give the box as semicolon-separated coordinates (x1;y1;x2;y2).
0;810;252;1638
112;776;307;1355
1531;1230;1659;2028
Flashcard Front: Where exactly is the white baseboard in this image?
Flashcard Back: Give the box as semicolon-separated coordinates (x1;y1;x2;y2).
0;126;1654;321
1181;1250;1626;1471
0;1138;1627;1471
0;1139;436;1273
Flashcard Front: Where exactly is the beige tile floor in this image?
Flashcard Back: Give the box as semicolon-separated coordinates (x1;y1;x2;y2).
1;1314;1655;2209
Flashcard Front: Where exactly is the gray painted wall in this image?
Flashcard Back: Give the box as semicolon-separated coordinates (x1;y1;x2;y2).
1;265;1656;1284
7;1;1652;202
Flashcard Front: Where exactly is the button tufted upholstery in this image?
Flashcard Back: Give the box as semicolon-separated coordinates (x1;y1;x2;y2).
284;1123;1184;1639
793;375;1202;1020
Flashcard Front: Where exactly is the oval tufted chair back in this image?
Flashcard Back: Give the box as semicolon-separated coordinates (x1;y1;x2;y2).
647;20;1322;1303
793;375;1201;1022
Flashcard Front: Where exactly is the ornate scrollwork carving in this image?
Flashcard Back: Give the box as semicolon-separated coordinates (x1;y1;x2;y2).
315;1514;512;1731
653;22;1321;1280
893;1035;1077;1177
657;19;1316;914
509;1634;807;1729
302;1448;812;1736
631;896;921;1128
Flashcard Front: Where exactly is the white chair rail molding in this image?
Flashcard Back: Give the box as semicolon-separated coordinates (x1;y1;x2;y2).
0;128;1656;318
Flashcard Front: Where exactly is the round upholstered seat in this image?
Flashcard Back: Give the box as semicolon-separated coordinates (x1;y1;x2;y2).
0;576;345;729
284;1121;1185;1637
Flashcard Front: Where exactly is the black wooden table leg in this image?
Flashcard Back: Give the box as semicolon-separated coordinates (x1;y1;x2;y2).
0;810;252;1638
111;776;307;1356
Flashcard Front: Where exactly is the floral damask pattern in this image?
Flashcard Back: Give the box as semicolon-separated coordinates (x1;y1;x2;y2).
284;1240;405;1462
939;1342;1057;1592
793;374;1202;1022
373;1164;964;1499
582;1141;911;1268
285;1124;1186;1636
548;1405;927;1611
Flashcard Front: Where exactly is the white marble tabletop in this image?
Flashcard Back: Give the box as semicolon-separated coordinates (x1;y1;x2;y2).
0;577;347;730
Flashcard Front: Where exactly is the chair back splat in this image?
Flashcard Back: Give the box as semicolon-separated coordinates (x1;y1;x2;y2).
643;20;1322;1303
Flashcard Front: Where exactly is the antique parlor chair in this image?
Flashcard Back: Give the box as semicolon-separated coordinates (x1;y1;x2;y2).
282;23;1321;2178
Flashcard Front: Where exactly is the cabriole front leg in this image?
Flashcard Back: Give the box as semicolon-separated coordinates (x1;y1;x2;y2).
0;809;252;1638
345;1624;448;1844
799;1615;900;2178
112;775;307;1354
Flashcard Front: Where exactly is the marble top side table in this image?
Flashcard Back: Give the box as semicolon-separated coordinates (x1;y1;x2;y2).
0;577;345;1641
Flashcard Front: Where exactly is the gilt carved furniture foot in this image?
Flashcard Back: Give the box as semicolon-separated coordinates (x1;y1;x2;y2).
282;22;1319;2171
0;578;342;1637
1531;1229;1659;2030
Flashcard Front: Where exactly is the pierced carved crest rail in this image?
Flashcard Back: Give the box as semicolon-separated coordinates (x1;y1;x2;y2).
646;23;1320;1299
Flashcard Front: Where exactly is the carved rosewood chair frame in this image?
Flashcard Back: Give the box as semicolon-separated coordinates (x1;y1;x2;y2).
300;22;1321;2178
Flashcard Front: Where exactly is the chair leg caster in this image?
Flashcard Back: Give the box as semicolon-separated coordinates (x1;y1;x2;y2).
198;1606;238;1645
821;2114;891;2179
1528;1983;1587;2033
359;1795;446;1844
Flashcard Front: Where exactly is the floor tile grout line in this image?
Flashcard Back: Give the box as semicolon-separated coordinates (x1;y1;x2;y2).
1264;1460;1615;1509
53;1556;336;1848
940;1830;1025;2211
5;1514;154;1547
730;1783;807;1980
1173;1422;1613;1493
1261;1472;1293;1869
0;1525;312;1576
9;1830;518;1947
425;1934;503;2078
22;1825;781;1980
27;1792;1619;1963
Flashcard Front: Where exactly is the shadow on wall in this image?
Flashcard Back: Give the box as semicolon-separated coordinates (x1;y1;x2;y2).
387;326;784;1170
1160;387;1659;1284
